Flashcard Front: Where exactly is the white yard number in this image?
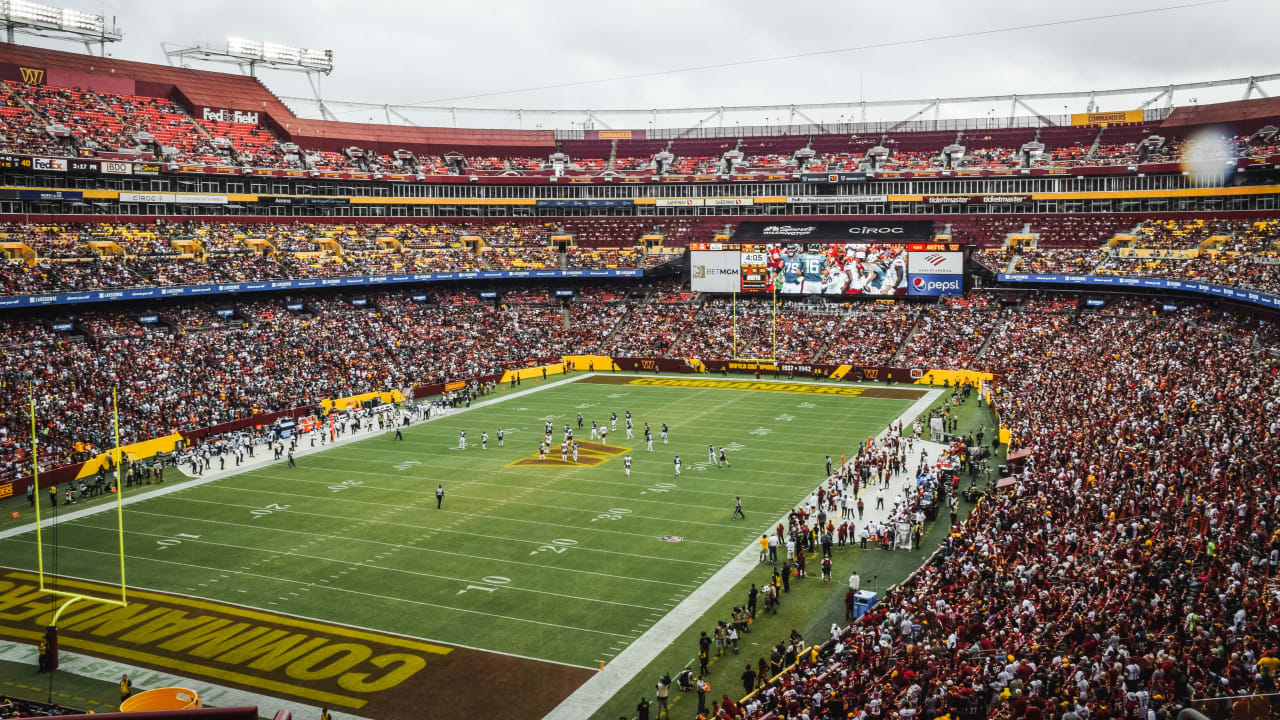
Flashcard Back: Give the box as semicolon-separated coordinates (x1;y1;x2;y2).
456;575;511;595
531;539;578;555
725;442;746;452
797;402;816;409
155;533;201;550
328;479;364;492
250;503;291;519
645;482;678;494
774;413;795;422
591;508;632;522
393;460;422;471
749;427;772;436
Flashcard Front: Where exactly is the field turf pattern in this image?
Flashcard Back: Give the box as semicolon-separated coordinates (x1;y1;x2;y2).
0;373;918;715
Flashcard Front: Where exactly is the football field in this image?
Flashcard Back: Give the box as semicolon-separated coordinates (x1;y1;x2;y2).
0;373;928;719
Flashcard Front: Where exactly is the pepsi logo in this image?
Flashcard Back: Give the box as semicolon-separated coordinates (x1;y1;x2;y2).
912;277;925;289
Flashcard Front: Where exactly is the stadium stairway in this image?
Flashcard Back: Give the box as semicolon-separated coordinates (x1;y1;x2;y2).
888;308;925;366
970;312;1009;366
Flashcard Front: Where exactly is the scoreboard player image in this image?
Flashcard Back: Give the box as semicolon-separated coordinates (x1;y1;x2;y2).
764;243;907;295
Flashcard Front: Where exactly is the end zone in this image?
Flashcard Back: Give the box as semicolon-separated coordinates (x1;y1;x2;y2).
0;570;592;720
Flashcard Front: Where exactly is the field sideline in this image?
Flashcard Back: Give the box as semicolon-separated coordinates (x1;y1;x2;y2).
0;372;932;720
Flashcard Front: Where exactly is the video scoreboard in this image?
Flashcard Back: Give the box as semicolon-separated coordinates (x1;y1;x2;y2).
690;241;965;296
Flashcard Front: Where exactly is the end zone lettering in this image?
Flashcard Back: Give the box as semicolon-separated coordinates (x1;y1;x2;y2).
0;571;447;710
626;377;865;396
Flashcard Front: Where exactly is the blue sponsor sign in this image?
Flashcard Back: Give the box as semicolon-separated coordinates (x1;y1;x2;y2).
907;273;963;296
997;273;1280;311
0;269;647;309
19;189;82;201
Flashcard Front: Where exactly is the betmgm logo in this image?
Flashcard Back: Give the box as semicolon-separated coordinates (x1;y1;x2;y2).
692;265;739;279
18;67;44;84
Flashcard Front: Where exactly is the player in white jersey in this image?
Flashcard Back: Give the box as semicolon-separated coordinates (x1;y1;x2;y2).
822;263;849;294
538;441;547;460
458;429;466;449
545;420;553;435
497;428;504;446
625;417;633;439
673;455;682;476
560;441;568;461
719;446;730;468
599;426;608;444
544;430;552;446
709;443;718;466
572;441;579;463
481;431;488;450
624;454;632;476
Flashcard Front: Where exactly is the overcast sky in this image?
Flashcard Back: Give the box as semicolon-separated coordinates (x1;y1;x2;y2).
17;0;1279;129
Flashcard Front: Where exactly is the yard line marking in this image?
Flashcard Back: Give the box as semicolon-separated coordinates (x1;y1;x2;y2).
215;479;748;530
317;454;805;501
4;538;639;640
131;501;721;567
73;518;695;592
183;483;739;549
77;512;697;595
262;464;798;508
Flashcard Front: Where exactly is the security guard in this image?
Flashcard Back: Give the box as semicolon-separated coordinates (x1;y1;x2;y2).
119;673;132;701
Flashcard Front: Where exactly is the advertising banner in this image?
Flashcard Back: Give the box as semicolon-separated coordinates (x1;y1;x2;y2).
0;269;647;309
997;273;1280;311
1070;110;1143;126
921;194;1031;205
733;221;934;243
907;273;964;296
689;251;741;293
18;189;80;201
907;251;964;275
32;157;67;172
101;160;133;175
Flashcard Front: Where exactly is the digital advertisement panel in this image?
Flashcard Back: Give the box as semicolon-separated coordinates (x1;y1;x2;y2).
689;250;742;293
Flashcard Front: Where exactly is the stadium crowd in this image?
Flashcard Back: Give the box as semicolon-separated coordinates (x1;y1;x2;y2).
730;300;1280;720
1;75;1277;176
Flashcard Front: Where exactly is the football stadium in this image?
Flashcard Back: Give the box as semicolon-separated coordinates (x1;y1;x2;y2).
0;2;1278;719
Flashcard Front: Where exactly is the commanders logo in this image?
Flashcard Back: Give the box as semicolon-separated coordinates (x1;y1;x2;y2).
18;67;44;84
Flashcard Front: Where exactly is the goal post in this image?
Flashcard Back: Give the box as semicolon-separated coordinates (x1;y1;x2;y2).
31;386;128;666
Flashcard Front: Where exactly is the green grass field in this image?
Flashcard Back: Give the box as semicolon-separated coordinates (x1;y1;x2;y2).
0;373;925;718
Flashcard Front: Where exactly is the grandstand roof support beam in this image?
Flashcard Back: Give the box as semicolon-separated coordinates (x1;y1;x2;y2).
1138;86;1173;110
388;106;418;127
792;107;829;136
305;74;339;122
887;100;939;132
585;110;612;130
1244;77;1269;100
1014;97;1056;127
674;108;723;140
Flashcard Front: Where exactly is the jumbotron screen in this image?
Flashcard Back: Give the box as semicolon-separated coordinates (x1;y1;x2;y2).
742;242;909;295
690;223;964;296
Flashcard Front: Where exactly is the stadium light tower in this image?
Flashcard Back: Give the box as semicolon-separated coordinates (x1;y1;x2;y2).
163;36;335;118
0;0;122;56
163;36;333;77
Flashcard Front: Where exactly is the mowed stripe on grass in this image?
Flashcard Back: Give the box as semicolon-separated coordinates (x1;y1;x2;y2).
0;379;913;668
